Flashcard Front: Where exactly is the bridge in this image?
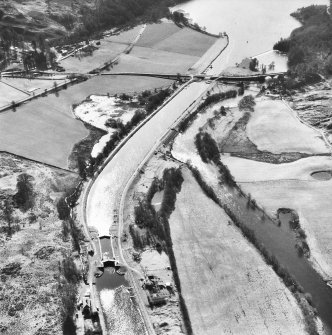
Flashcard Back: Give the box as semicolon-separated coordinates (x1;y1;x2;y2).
97;234;120;268
99;71;285;82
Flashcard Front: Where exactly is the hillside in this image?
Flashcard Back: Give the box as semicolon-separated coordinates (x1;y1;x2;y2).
0;0;185;40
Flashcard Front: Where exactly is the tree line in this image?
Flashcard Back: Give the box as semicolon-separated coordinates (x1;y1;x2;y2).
178;89;238;132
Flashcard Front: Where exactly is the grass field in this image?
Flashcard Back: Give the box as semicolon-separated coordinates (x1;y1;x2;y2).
0;77;67;109
105;25;144;44
221;155;332;280
247;99;329;154
0;76;171;169
113;46;199;74
59;25;146;73
169;168;306;335
1;77;66;94
154;28;217;57
220;155;332;182
136;22;181;48
113;22;219;75
0;98;88;169
0;82;28;107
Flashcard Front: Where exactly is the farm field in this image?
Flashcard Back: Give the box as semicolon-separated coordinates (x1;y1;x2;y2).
135;22;181;48
221;155;332;280
0;76;171;169
137;22;217;57
153;28;217;57
0;81;29;107
1;77;66;94
113;46;199;74
113;22;222;75
169;168;306;335
247;99;329;154
0;99;88;169
105;25;144;44
59;25;145;73
60;42;127;73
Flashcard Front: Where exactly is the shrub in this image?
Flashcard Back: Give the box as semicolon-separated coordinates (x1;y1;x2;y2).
238;95;255;112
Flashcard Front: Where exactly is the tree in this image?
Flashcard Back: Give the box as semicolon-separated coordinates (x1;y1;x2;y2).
195;132;220;164
273;38;290;53
288;46;305;67
11;101;16;112
249;58;258;71
238;95;256;112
